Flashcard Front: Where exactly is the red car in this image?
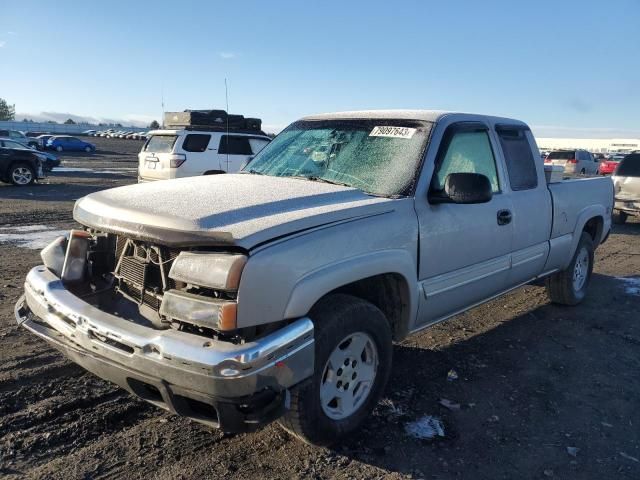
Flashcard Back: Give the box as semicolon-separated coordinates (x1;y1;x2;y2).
598;160;619;175
598;155;625;175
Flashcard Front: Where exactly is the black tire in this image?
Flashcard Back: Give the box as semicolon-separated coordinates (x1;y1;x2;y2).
612;210;627;225
580;168;586;175
279;294;392;446
9;162;36;186
545;232;594;305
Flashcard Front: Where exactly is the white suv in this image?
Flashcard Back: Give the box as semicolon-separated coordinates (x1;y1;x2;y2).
138;128;271;182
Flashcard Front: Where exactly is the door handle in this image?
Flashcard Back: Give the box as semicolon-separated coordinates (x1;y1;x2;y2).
497;209;512;225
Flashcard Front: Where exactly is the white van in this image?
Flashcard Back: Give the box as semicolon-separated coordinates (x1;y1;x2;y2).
138;128;271;182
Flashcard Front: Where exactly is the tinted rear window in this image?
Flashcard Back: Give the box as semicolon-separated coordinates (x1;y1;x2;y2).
219;135;252;155
497;127;538;191
547;151;575;160
182;134;211;152
617;154;640;176
144;135;178;153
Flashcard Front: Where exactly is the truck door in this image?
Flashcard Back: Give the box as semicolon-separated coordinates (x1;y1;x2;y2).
495;126;551;285
415;122;514;326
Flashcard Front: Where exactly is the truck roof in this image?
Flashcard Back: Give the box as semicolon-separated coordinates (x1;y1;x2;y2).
302;109;528;127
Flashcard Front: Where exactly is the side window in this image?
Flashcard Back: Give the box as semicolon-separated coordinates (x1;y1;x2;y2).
248;138;270;154
182;134;211;153
433;129;500;193
219;135;252;155
496;127;538;191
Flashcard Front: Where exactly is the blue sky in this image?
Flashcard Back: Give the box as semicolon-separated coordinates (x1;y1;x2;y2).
1;0;639;137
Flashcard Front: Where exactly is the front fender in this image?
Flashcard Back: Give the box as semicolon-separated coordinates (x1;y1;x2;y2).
283;249;418;329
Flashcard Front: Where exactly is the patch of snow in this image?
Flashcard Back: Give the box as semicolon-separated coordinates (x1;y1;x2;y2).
616;276;640;296
405;415;445;440
0;225;67;250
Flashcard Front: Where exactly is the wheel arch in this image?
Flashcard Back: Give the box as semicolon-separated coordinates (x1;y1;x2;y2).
562;207;606;271
283;250;417;341
203;170;225;175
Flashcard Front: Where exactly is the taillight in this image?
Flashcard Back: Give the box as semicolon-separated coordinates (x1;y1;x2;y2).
568;158;578;164
544;158;551;163
169;154;186;168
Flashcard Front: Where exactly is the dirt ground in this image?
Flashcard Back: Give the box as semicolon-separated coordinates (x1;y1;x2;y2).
0;138;639;479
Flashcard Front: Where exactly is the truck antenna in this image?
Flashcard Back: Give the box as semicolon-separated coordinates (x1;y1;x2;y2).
225;78;230;170
161;83;165;129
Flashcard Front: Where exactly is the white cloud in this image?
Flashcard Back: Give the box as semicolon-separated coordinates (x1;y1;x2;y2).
219;52;237;59
6;31;16;35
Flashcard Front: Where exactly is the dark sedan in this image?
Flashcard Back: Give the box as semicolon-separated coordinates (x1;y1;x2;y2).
0;141;45;185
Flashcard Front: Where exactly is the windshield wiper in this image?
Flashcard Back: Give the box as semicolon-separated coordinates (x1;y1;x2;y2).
301;176;354;188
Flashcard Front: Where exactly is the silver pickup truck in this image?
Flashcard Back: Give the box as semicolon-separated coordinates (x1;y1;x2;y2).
16;110;613;445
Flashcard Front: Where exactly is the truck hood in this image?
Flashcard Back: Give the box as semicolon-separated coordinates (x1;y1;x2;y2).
74;174;396;249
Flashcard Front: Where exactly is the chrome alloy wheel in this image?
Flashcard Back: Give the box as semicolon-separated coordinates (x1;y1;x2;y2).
11;167;33;185
320;332;378;420
573;247;589;291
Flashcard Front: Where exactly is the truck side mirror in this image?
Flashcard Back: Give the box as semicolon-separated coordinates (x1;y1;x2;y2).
430;172;493;204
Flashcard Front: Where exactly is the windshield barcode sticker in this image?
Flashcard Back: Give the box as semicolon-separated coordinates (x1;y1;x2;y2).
369;126;416;139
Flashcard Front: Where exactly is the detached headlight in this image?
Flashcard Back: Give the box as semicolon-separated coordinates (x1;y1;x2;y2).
168;252;247;291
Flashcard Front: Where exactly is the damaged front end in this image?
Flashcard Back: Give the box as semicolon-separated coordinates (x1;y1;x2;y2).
16;229;314;432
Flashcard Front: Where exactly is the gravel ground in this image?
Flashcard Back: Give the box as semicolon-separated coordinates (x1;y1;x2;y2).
0;138;639;479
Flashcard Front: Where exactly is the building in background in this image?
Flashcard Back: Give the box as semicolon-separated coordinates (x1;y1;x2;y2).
535;137;640;153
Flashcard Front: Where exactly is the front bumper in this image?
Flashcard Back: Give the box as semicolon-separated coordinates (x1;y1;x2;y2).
16;266;314;432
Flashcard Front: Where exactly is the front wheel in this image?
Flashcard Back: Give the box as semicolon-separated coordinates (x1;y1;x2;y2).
84;146;92;153
545;232;594;305
56;145;63;152
9;163;36;186
279;294;392;446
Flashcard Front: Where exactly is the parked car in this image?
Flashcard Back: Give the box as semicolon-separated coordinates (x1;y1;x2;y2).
16;110;613;445
46;136;96;153
611;153;640;224
138;128;270;182
0;129;39;149
36;134;54;150
598;159;620;175
81;130;97;136
545;149;599;175
0;139;60;171
0;141;45;185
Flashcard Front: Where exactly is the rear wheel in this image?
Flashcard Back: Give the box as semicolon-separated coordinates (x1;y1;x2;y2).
279;294;392;446
9;163;36;186
84;146;92;153
56;145;63;152
545;232;594;305
580;168;586;175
